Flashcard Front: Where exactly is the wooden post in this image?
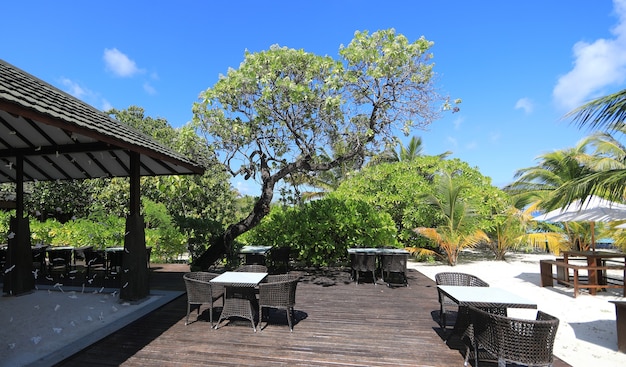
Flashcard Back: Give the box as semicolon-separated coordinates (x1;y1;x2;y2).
3;156;34;296
610;301;626;353
539;260;553;287
120;151;149;301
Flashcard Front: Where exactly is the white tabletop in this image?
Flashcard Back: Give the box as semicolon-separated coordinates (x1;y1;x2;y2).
210;271;268;286
239;245;272;254
347;248;410;254
105;247;125;252
437;285;537;309
47;246;74;250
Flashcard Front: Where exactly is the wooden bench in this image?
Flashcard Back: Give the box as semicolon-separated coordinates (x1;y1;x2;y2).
540;259;626;298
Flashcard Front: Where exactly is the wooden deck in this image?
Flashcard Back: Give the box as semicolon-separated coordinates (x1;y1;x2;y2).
53;264;571;367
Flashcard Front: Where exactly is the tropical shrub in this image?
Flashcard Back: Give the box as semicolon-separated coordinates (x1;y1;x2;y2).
240;197;398;267
333;157;507;250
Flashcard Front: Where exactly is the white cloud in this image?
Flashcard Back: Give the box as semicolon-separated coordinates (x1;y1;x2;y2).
143;82;157;95
452;115;464;130
515;97;534;114
103;48;143;77
60;78;86;99
446;136;458;147
553;0;626;111
235;180;255;195
465;141;478;150
101;99;113;112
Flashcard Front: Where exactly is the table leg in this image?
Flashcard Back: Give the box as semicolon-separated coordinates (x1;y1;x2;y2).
215;286;258;331
588;258;598;295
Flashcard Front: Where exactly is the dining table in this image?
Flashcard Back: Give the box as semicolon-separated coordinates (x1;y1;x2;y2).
562;250;626;295
210;271;268;331
436;285;537;338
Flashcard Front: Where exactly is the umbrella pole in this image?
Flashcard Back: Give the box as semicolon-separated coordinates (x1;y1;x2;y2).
591;221;596;252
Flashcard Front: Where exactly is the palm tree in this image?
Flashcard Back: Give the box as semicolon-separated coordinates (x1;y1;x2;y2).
556;89;626;202
504;144;597;252
505;141;593;210
411;171;489;266
371;136;451;165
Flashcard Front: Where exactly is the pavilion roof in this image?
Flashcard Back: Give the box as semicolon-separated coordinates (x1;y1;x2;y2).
0;59;204;183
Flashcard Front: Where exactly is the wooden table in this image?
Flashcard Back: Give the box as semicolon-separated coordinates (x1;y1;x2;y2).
437;285;537;337
562;250;626;295
210;271;268;331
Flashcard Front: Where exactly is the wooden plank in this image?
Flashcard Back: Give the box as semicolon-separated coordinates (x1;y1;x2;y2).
54;264;570;367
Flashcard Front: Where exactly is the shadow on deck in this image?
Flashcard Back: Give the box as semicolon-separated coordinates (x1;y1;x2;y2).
53;264;570;367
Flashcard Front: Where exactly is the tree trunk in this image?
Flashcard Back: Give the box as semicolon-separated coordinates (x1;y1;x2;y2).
193;175;276;269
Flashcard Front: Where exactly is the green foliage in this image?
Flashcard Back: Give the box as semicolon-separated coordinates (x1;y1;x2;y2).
142;199;187;262
24;180;94;220
333;157;506;249
240;197;398;267
29;215;125;248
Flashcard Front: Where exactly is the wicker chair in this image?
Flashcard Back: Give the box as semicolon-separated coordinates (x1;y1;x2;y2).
47;248;73;278
466;306;559;367
380;253;408;286
435;272;489;329
268;247;291;273
351;253;377;285
84;248;107;279
258;274;300;331
235;264;268;273
183;272;225;326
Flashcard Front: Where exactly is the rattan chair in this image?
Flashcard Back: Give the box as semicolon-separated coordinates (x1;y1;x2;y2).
258;274;299;331
380;253;408;286
269;247;291;273
435;272;489;329
466;306;559;367
84;248;107;279
47;248;73;278
183;272;225;326
351;252;377;285
235;264;268;273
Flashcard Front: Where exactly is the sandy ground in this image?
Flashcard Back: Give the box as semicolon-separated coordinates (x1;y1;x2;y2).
0;286;179;367
409;250;626;367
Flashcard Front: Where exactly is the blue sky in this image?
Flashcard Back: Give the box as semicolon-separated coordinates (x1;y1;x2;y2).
3;1;626;193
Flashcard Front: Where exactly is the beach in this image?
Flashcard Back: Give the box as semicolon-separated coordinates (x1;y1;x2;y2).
409;250;626;367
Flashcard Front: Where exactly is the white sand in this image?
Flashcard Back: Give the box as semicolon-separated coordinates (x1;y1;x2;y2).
409;251;626;367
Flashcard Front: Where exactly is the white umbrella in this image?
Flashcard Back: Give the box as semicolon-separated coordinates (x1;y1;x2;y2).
533;195;626;251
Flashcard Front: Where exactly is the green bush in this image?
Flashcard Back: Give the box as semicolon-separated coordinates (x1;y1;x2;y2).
242;197;398;267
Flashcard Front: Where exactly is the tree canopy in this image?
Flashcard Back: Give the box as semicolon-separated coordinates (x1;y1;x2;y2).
193;29;459;253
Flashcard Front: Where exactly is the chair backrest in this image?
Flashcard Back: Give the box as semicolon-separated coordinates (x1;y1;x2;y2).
48;248;73;268
183;272;223;303
381;254;407;273
353;253;377;272
84;249;106;266
469;306;559;366
269;247;291;271
259;277;298;308
235;264;268;273
435;272;489;287
73;246;93;262
107;250;124;268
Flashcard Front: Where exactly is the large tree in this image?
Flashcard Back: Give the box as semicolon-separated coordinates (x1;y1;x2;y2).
193;29;459;260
